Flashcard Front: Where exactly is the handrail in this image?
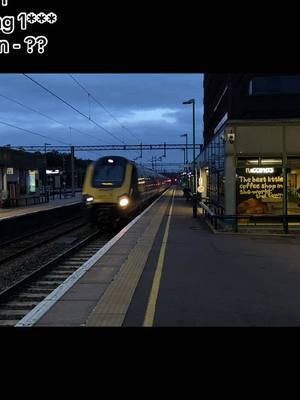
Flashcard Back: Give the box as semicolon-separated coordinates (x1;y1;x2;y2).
197;200;300;233
2;189;83;208
199;201;215;217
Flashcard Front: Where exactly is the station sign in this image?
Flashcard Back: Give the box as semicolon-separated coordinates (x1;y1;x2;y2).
6;167;14;175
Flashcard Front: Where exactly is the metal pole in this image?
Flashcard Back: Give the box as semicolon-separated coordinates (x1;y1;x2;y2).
283;166;288;234
192;101;196;193
71;145;75;197
44;143;47;193
192;101;197;218
185;134;188;168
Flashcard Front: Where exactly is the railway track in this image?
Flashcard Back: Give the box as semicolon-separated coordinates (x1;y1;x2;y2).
0;192;168;326
0;230;113;326
0;216;87;265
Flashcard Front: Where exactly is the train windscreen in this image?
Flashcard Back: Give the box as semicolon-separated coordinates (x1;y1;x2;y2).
92;157;126;188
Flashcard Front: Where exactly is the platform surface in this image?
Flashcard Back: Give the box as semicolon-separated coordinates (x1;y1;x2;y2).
0;193;82;220
33;187;300;327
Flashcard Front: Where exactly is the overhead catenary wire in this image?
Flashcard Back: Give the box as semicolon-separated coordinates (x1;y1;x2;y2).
68;74;141;143
23;74;125;144
0;91;108;159
0;119;69;145
0;91;109;146
68;74;142;161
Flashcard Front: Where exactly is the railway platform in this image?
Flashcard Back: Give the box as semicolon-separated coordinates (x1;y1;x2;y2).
0;193;82;221
16;186;300;327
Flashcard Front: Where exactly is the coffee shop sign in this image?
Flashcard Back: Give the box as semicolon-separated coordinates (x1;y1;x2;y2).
245;168;274;174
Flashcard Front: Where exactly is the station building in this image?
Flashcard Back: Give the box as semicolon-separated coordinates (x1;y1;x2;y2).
0;147;44;207
197;74;300;227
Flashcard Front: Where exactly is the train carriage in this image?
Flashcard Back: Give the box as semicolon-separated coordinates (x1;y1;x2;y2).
82;156;170;225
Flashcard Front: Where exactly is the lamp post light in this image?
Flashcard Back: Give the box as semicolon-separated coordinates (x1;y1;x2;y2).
182;98;197;217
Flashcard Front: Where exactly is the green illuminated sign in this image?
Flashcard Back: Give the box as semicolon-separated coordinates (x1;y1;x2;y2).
29;170;36;193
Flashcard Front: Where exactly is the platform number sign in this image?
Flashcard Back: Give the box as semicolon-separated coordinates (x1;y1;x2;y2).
6;168;14;175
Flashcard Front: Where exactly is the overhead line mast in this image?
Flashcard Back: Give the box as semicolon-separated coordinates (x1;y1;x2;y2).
11;143;203;152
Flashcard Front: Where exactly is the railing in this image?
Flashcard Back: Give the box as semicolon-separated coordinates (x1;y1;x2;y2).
43;188;82;201
197;199;300;234
4;194;50;208
2;189;82;208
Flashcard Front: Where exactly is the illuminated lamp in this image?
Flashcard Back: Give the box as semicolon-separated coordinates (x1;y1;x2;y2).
119;195;130;207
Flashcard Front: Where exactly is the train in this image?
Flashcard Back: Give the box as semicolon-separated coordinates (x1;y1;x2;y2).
82;155;171;225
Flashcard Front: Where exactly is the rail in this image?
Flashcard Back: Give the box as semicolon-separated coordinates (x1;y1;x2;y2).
0;230;103;324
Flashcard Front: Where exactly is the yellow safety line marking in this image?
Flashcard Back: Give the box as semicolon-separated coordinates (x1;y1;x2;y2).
143;188;175;327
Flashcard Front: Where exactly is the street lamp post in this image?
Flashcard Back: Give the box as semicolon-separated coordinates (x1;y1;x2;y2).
180;133;188;171
182;148;186;170
44;143;51;194
182;99;197;217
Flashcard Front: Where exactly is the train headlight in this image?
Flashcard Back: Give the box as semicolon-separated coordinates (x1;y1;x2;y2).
84;195;94;203
118;196;130;207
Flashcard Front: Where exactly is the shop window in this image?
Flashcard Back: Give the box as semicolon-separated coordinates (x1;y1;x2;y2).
287;158;300;214
236;164;283;215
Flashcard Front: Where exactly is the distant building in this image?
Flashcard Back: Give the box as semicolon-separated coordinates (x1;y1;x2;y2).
198;73;300;228
0;147;44;207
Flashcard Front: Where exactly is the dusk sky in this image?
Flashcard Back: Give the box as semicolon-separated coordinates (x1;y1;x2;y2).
0;74;203;170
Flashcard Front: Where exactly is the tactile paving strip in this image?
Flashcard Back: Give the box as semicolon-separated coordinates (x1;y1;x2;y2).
86;190;173;326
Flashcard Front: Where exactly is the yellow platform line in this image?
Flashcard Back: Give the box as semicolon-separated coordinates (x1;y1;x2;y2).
143;188;175;327
85;188;173;327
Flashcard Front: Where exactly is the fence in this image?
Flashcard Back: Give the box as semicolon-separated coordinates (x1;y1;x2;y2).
197;198;300;234
4;194;50;208
2;189;82;208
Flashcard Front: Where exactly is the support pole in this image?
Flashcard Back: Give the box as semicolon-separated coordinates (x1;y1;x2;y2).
283;166;288;234
71;145;75;198
192;100;196;194
192;193;198;218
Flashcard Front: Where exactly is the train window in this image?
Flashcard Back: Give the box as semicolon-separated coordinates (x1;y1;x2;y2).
137;167;144;179
92;157;126;188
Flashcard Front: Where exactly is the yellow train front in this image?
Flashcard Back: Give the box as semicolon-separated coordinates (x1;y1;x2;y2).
82;156;170;226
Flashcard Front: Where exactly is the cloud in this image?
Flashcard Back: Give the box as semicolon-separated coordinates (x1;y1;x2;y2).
0;73;203;167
